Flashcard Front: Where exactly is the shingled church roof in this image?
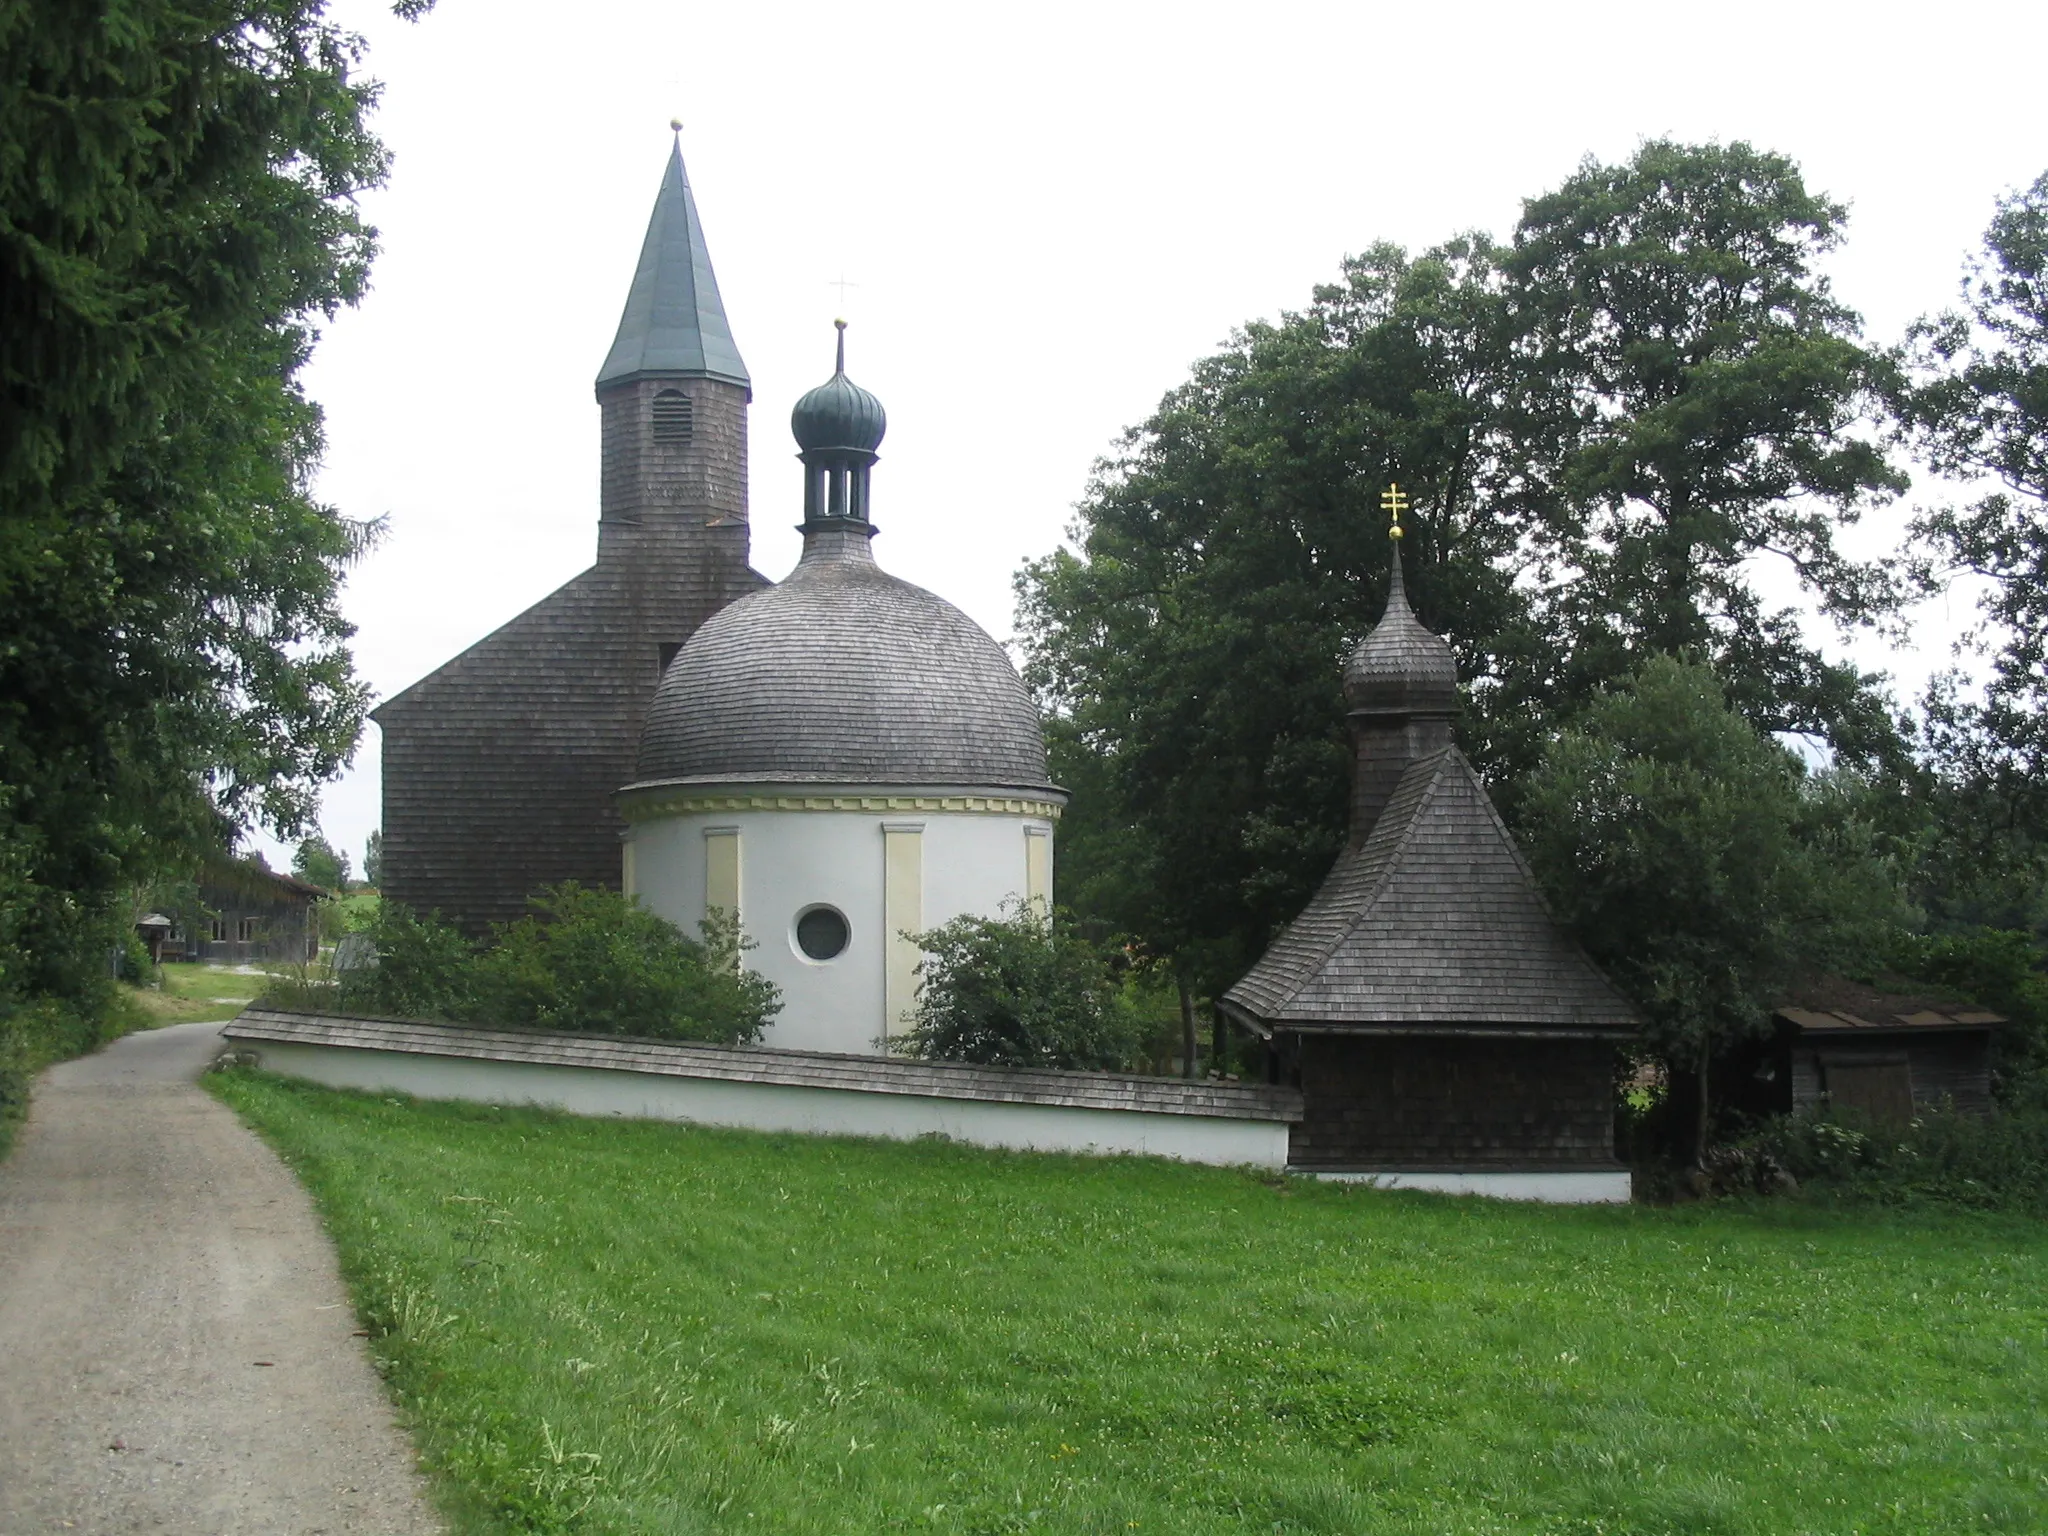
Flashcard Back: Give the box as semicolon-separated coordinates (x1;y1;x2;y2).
1223;746;1635;1035
1220;753;1638;1040
596;138;750;391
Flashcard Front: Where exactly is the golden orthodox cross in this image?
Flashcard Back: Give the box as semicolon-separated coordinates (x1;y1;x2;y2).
1381;482;1409;541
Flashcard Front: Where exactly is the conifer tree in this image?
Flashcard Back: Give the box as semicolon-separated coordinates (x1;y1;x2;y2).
0;2;418;1003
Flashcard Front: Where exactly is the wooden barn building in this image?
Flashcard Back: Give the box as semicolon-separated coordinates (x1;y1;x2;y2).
1221;513;1637;1201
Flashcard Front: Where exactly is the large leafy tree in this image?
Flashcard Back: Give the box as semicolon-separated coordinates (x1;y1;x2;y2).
1018;239;1538;994
1518;657;1906;1160
1508;139;1907;757
1907;171;2048;926
0;3;407;1002
1021;142;1911;991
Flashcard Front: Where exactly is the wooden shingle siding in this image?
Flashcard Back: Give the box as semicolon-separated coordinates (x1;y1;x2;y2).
1790;1031;1996;1118
1288;1035;1620;1169
375;375;763;932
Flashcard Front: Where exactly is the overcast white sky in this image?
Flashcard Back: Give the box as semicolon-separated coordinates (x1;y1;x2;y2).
268;0;2048;875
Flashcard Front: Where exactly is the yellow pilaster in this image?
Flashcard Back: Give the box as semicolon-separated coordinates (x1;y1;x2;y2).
882;822;924;1045
703;826;741;920
1024;825;1052;915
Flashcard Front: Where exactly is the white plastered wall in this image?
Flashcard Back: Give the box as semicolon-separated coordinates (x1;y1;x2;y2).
628;805;1056;1055
248;1041;1290;1169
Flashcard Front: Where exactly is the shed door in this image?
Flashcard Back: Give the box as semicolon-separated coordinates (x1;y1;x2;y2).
1823;1054;1914;1126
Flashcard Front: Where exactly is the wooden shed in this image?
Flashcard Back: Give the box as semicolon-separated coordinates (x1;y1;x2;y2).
1769;979;2006;1123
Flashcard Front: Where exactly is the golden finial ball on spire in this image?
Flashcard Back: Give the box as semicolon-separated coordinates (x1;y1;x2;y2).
669;118;683;132
1382;482;1409;540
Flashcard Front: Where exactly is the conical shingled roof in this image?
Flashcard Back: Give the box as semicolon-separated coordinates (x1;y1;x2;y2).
596;140;750;391
1223;748;1636;1032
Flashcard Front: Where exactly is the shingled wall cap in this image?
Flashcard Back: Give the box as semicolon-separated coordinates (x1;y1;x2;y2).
1343;547;1460;717
632;531;1055;792
596;139;750;392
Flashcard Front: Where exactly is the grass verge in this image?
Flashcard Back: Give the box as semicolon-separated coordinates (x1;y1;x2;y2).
212;1071;2048;1536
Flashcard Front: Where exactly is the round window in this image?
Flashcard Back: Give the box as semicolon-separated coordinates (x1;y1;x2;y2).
795;905;850;961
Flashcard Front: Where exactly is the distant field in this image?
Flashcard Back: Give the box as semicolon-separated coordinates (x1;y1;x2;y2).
129;962;272;1027
214;1072;2048;1536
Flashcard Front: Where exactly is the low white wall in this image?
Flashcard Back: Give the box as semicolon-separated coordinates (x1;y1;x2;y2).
250;1039;1291;1170
1298;1169;1633;1203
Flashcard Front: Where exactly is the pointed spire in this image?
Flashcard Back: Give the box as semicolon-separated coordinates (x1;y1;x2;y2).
1383;539;1409;616
596;138;750;392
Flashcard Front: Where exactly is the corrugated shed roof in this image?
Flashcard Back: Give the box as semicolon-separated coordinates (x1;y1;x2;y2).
595;141;750;391
1777;974;2007;1034
1224;748;1636;1032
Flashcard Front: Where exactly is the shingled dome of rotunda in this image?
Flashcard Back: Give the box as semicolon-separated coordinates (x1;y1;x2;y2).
634;554;1052;789
631;329;1052;794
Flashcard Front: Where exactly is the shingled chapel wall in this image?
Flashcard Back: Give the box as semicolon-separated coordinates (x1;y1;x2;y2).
1287;1035;1621;1170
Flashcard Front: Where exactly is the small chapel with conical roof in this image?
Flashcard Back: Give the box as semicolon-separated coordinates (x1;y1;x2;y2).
377;140;1061;1055
1221;493;1637;1199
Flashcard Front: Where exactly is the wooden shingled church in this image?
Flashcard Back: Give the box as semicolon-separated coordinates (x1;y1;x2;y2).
1221;491;1638;1200
374;143;767;930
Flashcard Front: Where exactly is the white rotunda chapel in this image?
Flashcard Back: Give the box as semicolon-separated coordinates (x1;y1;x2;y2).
620;324;1064;1055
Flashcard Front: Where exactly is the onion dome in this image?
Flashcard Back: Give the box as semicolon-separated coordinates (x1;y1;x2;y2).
791;322;886;455
1343;547;1460;717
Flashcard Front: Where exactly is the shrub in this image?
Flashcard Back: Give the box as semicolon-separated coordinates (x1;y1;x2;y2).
1742;1093;2048;1215
903;903;1142;1072
334;902;481;1022
475;886;777;1044
288;886;780;1045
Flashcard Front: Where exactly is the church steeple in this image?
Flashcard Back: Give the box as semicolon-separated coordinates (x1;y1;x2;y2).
596;134;750;393
594;135;751;539
1341;485;1460;845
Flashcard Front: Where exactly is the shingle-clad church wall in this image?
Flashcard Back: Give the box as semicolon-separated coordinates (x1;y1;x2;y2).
376;374;763;933
1287;1034;1620;1169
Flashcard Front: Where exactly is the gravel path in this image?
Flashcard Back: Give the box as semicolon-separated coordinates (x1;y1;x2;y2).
0;1021;442;1534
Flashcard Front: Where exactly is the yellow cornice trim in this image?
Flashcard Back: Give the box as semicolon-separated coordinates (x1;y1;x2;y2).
621;791;1065;824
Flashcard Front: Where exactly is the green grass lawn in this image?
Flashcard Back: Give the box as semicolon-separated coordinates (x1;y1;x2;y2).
212;1072;2048;1536
130;961;273;1027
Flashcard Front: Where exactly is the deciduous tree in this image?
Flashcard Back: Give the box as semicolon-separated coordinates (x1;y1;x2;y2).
1907;171;2048;920
1508;139;1908;757
1518;657;1907;1161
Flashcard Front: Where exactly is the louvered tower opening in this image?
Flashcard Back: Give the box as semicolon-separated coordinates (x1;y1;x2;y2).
651;389;694;444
